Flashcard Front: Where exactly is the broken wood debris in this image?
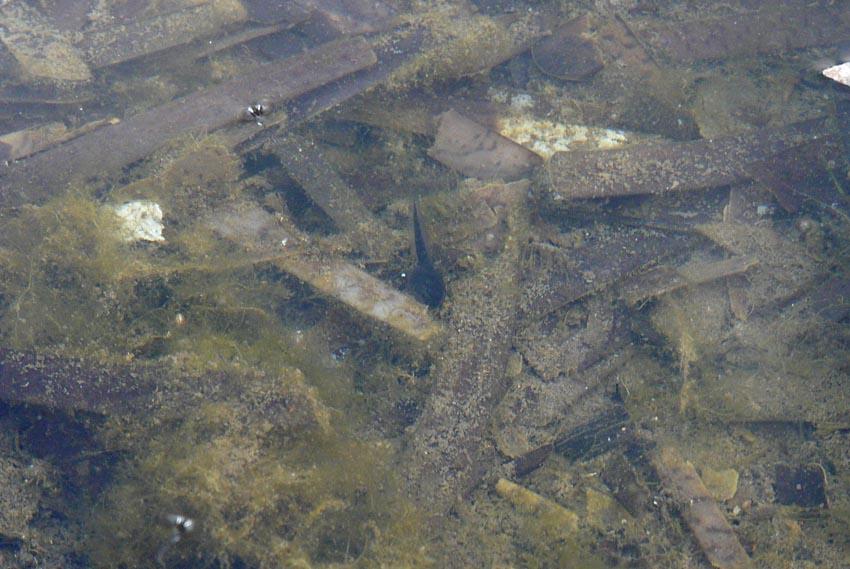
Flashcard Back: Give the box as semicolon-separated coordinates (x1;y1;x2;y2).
619;256;758;307
518;226;697;323
773;463;829;509
495;478;579;532
203;202;442;345
496;351;636;462
531;15;603;81
428;109;542;181
517;295;627;382
77;0;248;68
632;2;850;64
283;256;443;343
404;181;529;512
0;117;119;162
0;1;91;82
654;446;751;569
266;134;400;258
0;348;324;435
0;36;377;208
542;117;835;200
296;0;397;35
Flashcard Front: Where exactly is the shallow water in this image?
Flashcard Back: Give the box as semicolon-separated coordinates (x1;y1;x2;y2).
0;0;848;567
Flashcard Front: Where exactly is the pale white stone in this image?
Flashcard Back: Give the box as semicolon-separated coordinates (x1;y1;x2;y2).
822;62;850;87
113;200;165;242
497;116;629;159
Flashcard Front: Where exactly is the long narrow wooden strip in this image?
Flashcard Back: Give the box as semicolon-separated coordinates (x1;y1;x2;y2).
542;118;833;200
654;447;751;569
282;257;443;343
0;348;323;433
77;0;248;68
267;134;399;258
404;181;529;512
0;37;377;207
634;3;850;64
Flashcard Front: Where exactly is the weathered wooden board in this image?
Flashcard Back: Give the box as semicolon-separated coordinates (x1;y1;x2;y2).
542;118;834;200
634;2;850;63
403;181;529;513
0;349;322;434
519;227;697;322
429;109;542;181
0;37;377;208
77;0;248;68
266;134;399;257
654;447;751;569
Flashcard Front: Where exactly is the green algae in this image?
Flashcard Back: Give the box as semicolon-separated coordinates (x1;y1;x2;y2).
87;396;431;568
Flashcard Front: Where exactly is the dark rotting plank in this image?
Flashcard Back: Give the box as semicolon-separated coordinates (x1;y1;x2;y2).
633;3;850;63
0;36;377;208
654;446;751;569
267;133;398;257
544;117;835;200
403;181;529;514
0;348;321;432
541;117;833;201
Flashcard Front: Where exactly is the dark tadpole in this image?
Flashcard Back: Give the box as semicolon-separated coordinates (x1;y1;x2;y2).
407;201;445;308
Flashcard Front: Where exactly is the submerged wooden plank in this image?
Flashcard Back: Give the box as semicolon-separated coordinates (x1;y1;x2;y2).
495;478;579;532
204;202;441;344
297;0;397;34
282;257;443;343
0;37;377;207
429;109;541;181
519;227;696;322
267;134;399;257
404;181;529;513
0;2;91;82
0;348;323;433
620;257;758;306
542;118;833;200
654;447;751;569
77;0;248;68
634;2;850;63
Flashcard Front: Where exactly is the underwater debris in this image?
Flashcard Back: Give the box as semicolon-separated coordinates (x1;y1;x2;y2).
77;0;247;68
0;348;326;435
542;117;836;200
654;446;751;569
404;181;529;512
298;0;397;34
284;257;444;343
204;202;442;344
428;109;541;181
823;61;850;87
619;256;758;307
112;200;165;243
530;15;603;82
497;116;629;160
267;134;400;258
632;3;850;63
0;117;119;162
495;478;579;533
0;1;91;83
773;464;829;509
0;36;377;207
